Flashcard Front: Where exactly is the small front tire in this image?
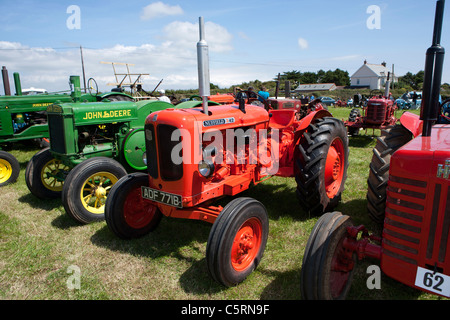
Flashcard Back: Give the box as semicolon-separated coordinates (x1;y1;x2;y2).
0;151;20;187
206;197;269;287
62;157;127;224
105;172;163;239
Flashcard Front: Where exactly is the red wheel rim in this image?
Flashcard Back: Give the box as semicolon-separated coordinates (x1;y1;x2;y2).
230;217;262;272
123;186;157;229
324;138;345;198
330;237;353;299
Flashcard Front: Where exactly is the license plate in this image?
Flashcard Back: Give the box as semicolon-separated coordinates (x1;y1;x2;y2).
414;266;450;297
141;186;183;208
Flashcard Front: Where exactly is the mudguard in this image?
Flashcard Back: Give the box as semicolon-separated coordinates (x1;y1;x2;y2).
399;111;423;137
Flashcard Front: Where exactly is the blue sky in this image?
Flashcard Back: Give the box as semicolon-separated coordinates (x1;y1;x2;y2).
1;0;449;94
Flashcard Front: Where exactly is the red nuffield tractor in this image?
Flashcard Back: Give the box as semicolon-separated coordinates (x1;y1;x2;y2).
104;17;349;287
301;0;450;300
344;80;398;136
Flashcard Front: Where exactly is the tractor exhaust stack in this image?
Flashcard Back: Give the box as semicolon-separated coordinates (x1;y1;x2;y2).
197;16;211;115
2;66;11;96
420;0;445;137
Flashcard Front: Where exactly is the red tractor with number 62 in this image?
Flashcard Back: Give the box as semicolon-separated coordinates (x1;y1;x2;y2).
301;0;450;300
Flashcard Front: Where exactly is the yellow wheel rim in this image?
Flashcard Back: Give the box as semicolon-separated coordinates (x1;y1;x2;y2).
40;159;70;191
0;159;13;184
80;171;118;214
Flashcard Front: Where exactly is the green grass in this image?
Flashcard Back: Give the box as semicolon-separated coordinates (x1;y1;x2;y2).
0;107;446;301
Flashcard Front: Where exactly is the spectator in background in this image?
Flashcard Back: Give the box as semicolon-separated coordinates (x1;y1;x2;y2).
257;86;270;102
157;89;171;103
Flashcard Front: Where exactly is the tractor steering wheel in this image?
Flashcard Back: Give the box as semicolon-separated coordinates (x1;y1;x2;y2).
87;78;98;97
237;90;270;110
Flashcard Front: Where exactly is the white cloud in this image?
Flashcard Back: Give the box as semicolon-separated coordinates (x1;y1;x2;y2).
298;37;308;50
162;21;233;53
0;20;235;93
140;2;184;20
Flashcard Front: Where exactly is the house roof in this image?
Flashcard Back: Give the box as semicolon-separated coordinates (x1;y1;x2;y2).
294;83;337;91
351;61;398;81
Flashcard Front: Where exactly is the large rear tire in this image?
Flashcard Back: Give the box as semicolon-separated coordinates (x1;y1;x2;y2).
206;197;269;287
295;117;349;216
62;157;127;224
105;172;163;239
366;124;412;224
0;151;20;187
301;211;355;300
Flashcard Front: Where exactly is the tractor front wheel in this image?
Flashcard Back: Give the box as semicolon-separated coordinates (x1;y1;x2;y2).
62;157;127;224
206;197;269;287
301;211;355;300
295;117;349;216
105;172;163;239
0;151;20;187
25;148;70;199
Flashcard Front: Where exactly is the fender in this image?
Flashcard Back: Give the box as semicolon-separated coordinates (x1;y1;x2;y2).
399;111;423;137
293;109;333;143
297;109;333;132
100;92;134;101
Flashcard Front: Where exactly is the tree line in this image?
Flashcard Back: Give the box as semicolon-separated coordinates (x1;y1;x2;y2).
275;69;450;91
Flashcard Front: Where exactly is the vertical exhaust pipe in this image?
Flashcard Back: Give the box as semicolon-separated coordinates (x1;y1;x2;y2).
197;17;211;115
13;72;22;96
420;0;445;137
2;66;11;96
384;72;391;98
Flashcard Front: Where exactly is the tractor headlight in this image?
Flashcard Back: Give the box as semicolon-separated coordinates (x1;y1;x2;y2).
198;160;214;178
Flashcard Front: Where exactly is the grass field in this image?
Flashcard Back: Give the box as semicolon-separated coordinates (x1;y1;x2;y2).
0;106;446;301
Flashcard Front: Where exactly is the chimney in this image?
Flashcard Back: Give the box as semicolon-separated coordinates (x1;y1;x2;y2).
364;60;367;64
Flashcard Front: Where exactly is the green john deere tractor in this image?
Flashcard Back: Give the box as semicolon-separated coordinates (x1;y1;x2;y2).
25;97;208;224
0;71;133;187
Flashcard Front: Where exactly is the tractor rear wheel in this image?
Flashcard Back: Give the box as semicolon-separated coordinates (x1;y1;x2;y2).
62;157;127;224
206;197;269;287
105;172;163;239
367;124;413;224
0;151;20;187
25;148;70;199
301;211;355;300
295;117;349;216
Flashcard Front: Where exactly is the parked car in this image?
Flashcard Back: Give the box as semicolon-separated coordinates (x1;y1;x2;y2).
394;91;422;110
319;96;335;106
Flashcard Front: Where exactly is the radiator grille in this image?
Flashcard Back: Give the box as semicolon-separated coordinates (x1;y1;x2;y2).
47;114;66;153
383;174;450;270
366;103;387;124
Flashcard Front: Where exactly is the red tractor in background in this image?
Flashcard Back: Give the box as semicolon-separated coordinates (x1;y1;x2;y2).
104;17;349;287
301;0;450;300
344;81;398;136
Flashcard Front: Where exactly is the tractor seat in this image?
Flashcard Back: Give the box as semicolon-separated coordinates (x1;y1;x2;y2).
269;109;296;129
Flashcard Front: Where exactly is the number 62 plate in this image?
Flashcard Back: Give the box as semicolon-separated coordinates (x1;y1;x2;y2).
414;266;450;297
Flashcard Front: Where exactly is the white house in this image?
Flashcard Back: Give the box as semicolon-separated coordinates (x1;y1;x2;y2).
350;61;397;90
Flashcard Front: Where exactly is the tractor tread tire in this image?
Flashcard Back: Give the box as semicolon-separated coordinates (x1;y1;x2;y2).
366;124;412;224
295;117;349;216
